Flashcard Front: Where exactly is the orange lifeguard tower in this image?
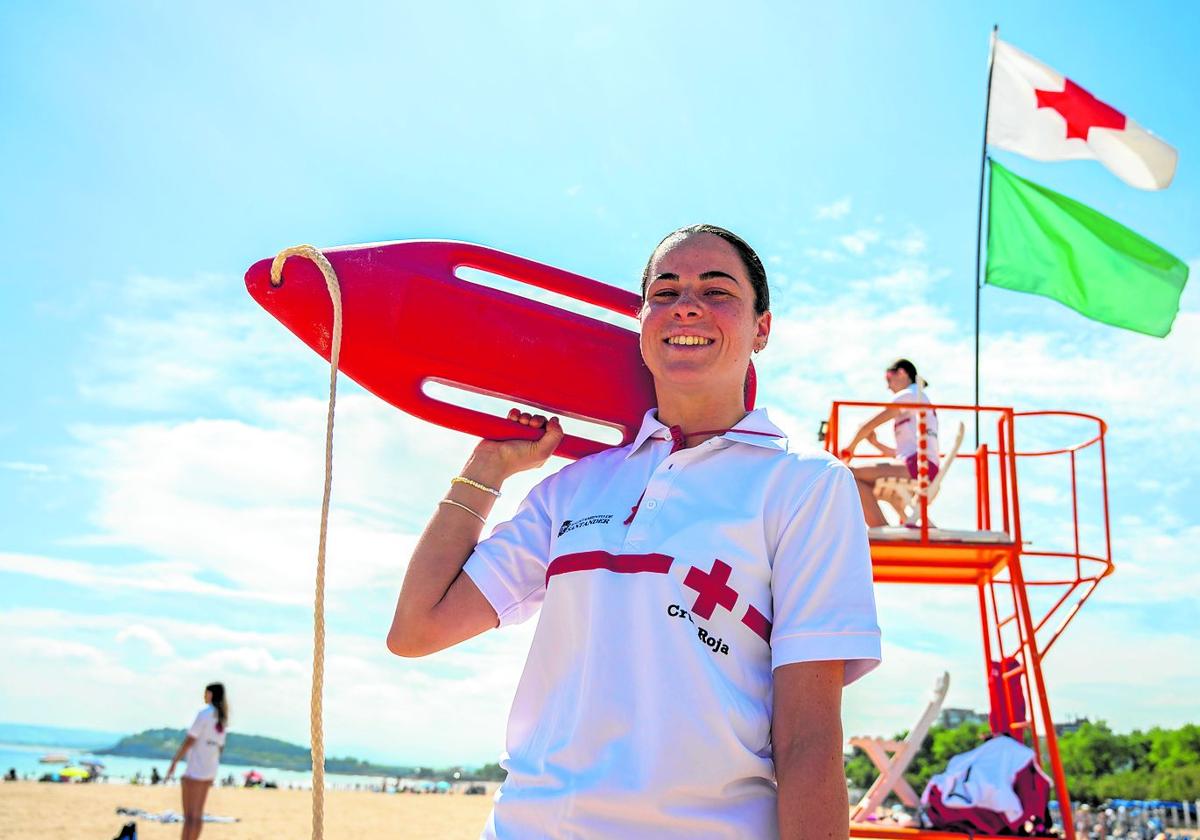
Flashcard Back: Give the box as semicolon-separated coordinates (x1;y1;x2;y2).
829;401;1114;840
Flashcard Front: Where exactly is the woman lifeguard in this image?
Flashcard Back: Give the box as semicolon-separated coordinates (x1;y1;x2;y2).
388;225;881;839
841;359;940;527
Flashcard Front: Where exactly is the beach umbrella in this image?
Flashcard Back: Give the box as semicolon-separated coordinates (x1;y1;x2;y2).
59;766;90;779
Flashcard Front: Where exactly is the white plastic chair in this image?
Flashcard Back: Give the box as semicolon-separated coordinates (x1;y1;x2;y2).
875;421;966;527
849;671;951;821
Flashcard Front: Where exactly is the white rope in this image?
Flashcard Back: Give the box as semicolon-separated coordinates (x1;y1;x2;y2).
270;245;342;840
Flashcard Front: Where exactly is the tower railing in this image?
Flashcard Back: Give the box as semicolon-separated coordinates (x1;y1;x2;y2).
828;401;1114;840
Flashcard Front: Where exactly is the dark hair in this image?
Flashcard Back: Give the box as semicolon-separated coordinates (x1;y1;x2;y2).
887;358;929;388
206;682;229;734
640;224;770;315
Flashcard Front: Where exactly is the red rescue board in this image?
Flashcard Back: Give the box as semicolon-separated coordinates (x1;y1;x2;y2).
245;240;755;460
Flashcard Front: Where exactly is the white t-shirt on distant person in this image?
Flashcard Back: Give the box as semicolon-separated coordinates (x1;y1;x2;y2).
183;705;226;781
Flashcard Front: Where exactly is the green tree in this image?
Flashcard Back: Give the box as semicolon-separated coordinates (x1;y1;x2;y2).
1147;724;1200;771
1058;721;1134;778
473;763;507;782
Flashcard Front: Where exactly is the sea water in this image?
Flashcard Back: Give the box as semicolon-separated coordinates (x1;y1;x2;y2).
0;741;393;790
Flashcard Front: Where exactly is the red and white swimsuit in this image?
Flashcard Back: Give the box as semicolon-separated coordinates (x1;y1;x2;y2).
464;408;881;840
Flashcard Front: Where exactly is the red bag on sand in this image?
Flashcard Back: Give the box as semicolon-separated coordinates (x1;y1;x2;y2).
921;735;1053;836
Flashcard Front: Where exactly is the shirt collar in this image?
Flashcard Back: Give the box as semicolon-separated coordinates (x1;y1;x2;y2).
623;407;789;459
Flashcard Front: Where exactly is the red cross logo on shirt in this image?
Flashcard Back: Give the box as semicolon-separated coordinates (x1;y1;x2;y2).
684;559;738;619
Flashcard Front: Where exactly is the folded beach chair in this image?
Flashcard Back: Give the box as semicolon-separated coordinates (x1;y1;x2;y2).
874;422;966;527
849;671;951;822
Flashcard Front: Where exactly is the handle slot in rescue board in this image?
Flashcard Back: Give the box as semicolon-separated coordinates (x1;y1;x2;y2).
455;266;642;332
423;380;627;446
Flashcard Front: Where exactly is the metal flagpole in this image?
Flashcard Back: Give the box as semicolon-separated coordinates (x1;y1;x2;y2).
974;24;999;447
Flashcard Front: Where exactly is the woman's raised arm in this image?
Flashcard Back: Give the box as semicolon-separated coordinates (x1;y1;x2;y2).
386;412;563;657
842;406;898;459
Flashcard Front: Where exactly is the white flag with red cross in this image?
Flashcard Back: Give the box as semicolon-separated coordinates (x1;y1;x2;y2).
986;37;1177;190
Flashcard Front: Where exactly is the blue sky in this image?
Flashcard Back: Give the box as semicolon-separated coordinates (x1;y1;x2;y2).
1;1;1197;766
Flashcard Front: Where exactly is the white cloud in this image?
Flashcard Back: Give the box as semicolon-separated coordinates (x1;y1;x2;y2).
0;608;297;650
116;624;176;657
0;607;533;766
847;265;946;301
846;590;1200;738
1034;606;1199;731
838;229;880;255
889;229;927;256
0;552;303;604
816;196;852;221
803;247;844;263
2;461;49;474
16;636;111;667
55;394;555;604
192;646;305;678
1102;521;1200;605
75;272;318;413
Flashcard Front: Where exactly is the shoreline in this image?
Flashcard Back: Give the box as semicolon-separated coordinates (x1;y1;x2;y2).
0;741;498;792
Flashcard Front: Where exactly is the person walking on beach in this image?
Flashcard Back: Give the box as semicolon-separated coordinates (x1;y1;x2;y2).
166;682;228;840
388;225;881;839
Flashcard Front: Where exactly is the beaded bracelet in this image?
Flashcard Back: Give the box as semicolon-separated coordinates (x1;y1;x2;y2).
451;476;502;497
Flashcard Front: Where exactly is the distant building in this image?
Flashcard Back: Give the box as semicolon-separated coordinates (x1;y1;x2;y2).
1054;717;1089;735
939;708;988;728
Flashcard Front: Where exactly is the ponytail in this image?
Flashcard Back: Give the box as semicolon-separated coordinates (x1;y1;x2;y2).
206;682;229;733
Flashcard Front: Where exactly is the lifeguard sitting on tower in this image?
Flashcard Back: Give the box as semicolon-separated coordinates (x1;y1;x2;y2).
840;359;940;527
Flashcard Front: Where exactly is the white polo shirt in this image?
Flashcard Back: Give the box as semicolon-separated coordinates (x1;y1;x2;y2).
891;383;939;465
183;705;226;781
464;407;881;840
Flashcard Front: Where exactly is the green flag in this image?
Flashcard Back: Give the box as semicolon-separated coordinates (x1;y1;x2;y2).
986;159;1189;337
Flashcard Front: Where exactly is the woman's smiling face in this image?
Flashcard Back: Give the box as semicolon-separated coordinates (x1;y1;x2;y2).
639;232;770;395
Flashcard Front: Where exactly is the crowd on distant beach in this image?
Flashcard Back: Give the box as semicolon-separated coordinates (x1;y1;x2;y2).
1077;801;1200;840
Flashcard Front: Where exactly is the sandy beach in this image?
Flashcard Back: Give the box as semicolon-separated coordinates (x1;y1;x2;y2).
0;780;492;840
